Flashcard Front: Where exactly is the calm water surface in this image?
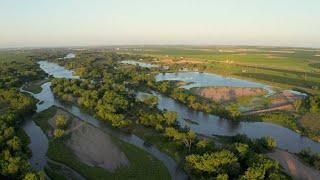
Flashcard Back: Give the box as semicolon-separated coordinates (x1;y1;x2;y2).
156;72;274;94
23;61;186;179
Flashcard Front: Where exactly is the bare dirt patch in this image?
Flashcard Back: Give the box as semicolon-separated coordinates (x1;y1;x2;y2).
48;109;129;172
191;86;266;102
269;91;303;108
268;149;320;180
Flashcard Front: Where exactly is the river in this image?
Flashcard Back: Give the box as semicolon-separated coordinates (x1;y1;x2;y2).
22;60;320;179
22;61;186;180
124;60;320;153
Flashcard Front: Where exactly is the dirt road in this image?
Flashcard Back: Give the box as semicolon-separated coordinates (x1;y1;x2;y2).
243;104;294;115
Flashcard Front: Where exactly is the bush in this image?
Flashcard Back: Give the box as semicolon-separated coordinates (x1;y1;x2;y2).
53;129;65;138
55;115;68;129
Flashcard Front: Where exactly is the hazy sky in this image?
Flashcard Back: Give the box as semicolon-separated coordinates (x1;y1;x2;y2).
0;0;319;48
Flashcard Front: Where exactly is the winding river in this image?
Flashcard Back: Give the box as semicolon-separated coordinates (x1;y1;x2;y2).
126;61;320;153
22;61;186;180
22;60;320;179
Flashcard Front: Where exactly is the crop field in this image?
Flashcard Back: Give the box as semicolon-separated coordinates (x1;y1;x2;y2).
117;46;320;93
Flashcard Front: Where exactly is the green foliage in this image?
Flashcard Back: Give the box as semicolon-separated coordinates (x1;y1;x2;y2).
51;78;132;129
297;148;320;170
149;81;240;120
163;111;178;125
23;172;45;180
256;112;298;131
186;150;238;175
234;143;249;158
55;115;68;129
196;139;213;152
241;154;281;180
0;90;37;178
0;59;46;89
164;127;196;151
53;129;65;138
142;95;158;107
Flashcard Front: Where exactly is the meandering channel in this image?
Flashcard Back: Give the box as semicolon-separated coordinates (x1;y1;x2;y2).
127;60;320;153
22;60;320;180
22;61;187;180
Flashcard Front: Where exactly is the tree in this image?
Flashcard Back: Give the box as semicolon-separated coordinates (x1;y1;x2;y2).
234;143;249;158
54;129;65;138
164;127;196;151
227;104;241;120
23;172;45;180
182;130;196;152
163;111;178;125
310;98;319;113
186;150;238;175
217;174;229;180
242;154;281;180
143;95;158;107
55;115;68;128
6;136;21;151
261;137;277;151
293;99;302;111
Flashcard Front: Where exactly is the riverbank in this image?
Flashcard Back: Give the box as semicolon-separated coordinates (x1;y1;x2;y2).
191;86;266;102
268;149;320;180
22;79;49;94
31;56;320;179
33;106;171;180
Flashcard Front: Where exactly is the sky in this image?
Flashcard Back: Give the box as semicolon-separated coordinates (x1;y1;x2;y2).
0;0;319;48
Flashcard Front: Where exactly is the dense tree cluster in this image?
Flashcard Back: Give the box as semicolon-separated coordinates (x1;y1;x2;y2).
51;78;133;129
48;51;287;179
148;81;241;120
185;135;284;179
53;115;69;138
297;148;320;170
0;90;43;179
294;95;320;113
0;61;46;89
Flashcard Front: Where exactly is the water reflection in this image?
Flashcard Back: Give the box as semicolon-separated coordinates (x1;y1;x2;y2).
137;90;320;153
156;72;274;94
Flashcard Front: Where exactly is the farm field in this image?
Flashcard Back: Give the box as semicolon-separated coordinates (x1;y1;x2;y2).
117;46;320;94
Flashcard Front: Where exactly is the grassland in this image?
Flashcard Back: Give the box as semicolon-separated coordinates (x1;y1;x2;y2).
133;126;183;163
32;106;171;180
22;79;48;94
117;45;320;94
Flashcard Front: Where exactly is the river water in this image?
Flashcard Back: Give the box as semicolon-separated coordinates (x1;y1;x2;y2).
22;61;186;180
125;61;320;153
156;72;273;94
138;91;320;153
22;60;320;179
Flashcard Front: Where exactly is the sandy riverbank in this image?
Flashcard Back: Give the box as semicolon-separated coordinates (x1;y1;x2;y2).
48;110;129;172
191;86;266;102
268;149;320;180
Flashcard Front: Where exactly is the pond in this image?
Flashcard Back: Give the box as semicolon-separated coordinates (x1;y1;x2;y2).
156;72;274;94
38;61;79;79
65;53;76;59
